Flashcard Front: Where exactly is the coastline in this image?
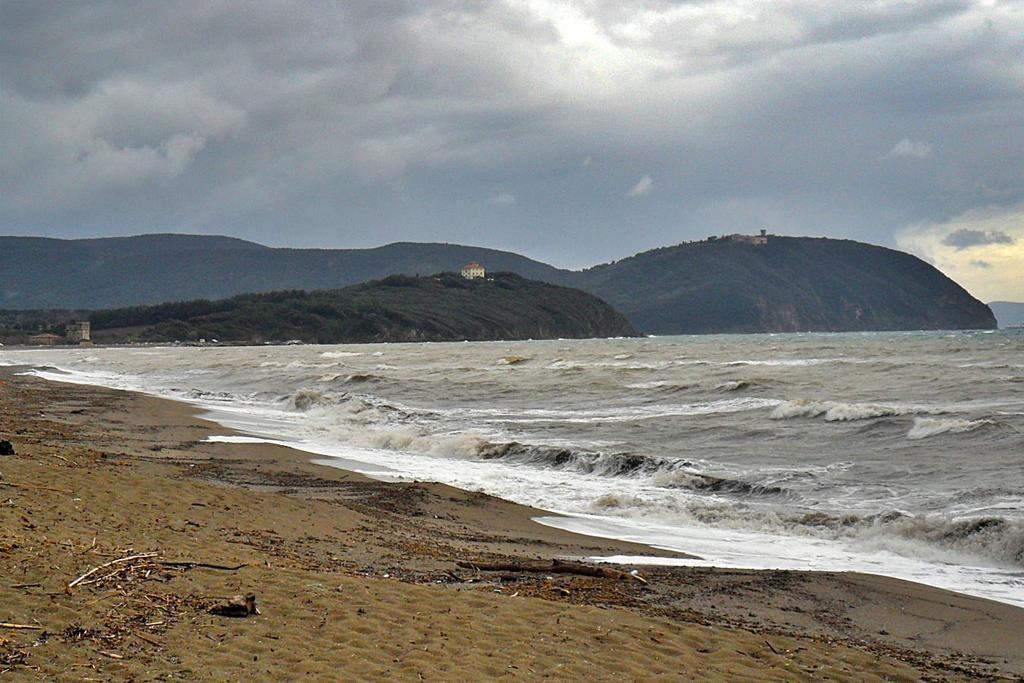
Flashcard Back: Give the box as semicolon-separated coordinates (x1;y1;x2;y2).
2;368;1023;679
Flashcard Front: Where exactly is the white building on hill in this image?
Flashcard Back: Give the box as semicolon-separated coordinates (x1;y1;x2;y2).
461;261;486;279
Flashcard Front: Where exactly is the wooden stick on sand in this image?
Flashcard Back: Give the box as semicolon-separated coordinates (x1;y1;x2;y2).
0;623;43;631
457;559;648;584
67;552;159;591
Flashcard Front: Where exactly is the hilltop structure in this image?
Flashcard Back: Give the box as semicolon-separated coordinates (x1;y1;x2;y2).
461;261;486;279
711;229;770;245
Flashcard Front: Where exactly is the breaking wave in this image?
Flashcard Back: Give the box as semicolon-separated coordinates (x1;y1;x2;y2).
771;399;932;422
341;373;380;384
283;388;410;424
624;380;695;391
592;495;1024;568
857;514;1024;567
476;441;784;495
650;469;786;495
278;388;784;493
714;379;759;392
477;441;671;476
907;417;993;440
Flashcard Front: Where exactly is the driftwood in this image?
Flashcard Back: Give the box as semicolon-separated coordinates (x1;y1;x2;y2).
67;553;159;591
0;623;42;631
457;559;647;584
209;594;259;617
66;553;245;594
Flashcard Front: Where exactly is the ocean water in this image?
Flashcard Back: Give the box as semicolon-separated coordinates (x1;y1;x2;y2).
4;330;1023;607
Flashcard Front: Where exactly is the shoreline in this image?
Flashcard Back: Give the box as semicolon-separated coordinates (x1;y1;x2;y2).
23;360;1022;609
2;368;1023;678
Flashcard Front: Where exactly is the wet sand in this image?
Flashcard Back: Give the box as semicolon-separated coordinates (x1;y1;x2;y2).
1;368;1022;680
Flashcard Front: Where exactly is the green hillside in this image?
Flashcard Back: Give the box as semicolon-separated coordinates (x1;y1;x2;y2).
87;273;638;344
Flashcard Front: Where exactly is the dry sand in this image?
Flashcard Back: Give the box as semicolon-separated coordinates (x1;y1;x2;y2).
1;368;1022;680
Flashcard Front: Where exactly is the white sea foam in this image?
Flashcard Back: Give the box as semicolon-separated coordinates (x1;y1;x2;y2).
714;380;758;392
625;380;679;390
542;516;1024;608
457;397;780;424
726;358;835;367
907;417;993;440
770;399;929;421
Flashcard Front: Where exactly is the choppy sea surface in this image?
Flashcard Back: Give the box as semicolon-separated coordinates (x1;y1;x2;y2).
4;330;1023;607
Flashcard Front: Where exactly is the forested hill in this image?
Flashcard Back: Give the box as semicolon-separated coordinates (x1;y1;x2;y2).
572;237;996;333
0;233;996;333
87;273;639;344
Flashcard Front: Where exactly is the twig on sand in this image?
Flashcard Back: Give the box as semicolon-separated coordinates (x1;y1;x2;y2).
456;559;648;584
133;632;162;647
0;623;43;631
157;561;246;571
0;481;73;494
67;553;159;592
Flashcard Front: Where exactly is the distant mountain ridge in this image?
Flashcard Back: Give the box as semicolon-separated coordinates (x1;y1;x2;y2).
0;234;567;310
0;233;996;333
989;302;1024;328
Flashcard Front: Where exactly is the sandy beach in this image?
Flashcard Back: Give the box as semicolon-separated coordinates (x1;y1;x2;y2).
1;368;1022;680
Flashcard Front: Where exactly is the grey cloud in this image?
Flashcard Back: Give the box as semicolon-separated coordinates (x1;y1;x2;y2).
970;260;993;269
942;229;1015;250
1;1;1023;269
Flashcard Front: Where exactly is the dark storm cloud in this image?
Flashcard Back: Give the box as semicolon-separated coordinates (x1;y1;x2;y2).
2;1;1023;272
942;229;1016;250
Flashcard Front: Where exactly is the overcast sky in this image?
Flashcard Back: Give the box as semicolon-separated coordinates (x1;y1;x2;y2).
2;1;1022;299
